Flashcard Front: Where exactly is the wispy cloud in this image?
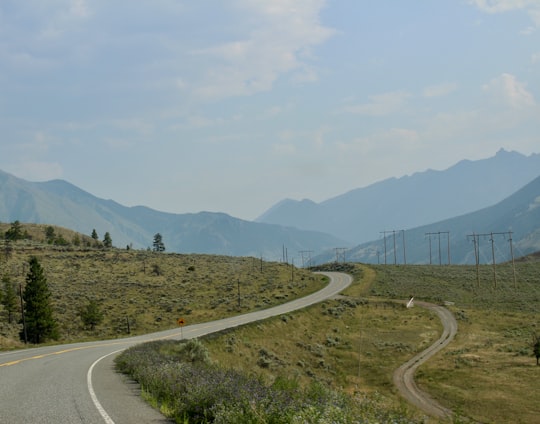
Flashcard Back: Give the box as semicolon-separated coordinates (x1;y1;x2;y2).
470;0;540;30
482;73;536;108
422;82;458;98
341;91;411;116
192;0;336;99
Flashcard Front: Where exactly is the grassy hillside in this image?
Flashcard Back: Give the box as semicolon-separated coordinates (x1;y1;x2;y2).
0;223;325;349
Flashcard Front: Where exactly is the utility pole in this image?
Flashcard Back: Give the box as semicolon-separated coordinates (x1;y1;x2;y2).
381;230;406;265
425;232;450;265
299;250;313;268
334;248;347;263
401;230;407;265
490;232;497;288
467;231;511;289
427;233;433;265
509;231;516;289
392;230;397;265
380;231;392;264
468;233;480;288
382;232;387;264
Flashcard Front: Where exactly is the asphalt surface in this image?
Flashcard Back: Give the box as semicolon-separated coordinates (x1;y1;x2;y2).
0;271;352;424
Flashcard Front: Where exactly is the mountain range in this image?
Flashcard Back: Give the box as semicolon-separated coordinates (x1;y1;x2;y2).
0;170;345;259
1;148;539;263
256;149;540;245
312;173;540;265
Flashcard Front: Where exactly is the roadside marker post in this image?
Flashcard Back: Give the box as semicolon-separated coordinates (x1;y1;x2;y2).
177;317;185;339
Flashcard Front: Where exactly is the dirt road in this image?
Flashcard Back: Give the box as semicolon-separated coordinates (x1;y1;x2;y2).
393;300;458;419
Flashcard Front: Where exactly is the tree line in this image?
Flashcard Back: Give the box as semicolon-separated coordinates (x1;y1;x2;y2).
3;220;166;252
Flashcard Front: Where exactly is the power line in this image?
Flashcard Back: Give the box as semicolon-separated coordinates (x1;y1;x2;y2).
334;247;348;263
425;231;450;265
299;250;313;268
466;231;514;289
380;230;405;265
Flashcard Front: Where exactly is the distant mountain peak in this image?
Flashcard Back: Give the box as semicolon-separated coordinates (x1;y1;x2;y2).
257;150;540;243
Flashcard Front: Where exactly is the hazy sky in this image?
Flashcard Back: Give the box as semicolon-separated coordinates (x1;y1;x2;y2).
1;1;539;220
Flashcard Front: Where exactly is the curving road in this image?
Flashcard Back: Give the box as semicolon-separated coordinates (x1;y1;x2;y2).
393;300;458;419
0;272;352;424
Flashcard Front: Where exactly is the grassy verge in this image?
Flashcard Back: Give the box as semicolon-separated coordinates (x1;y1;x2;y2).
115;338;422;423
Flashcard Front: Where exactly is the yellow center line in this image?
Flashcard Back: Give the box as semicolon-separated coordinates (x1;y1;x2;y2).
0;341;128;368
0;327;195;368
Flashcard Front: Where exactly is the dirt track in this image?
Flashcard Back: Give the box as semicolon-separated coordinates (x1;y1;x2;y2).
393;300;458;419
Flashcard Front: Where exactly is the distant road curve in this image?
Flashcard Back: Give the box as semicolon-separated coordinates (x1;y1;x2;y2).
393;300;458;419
0;271;351;424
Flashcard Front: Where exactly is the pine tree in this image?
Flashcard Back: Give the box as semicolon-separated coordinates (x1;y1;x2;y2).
153;233;165;252
5;220;23;241
20;257;58;344
103;232;112;248
1;275;18;324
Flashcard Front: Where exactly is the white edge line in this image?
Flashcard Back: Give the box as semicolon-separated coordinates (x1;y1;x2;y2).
87;348;126;424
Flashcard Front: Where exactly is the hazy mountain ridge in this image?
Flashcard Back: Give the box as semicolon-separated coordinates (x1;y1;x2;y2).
256;149;540;244
313;174;540;265
0;170;346;258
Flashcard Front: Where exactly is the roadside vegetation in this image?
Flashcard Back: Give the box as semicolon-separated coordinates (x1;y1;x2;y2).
2;222;539;422
117;260;539;423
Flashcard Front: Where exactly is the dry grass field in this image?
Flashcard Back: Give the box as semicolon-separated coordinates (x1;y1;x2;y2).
204;262;540;423
0;223;325;348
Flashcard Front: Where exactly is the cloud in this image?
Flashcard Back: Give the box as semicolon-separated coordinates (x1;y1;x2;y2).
482;73;536;108
470;0;539;13
470;0;540;29
192;0;336;99
422;82;458;98
341;91;411;116
338;128;420;154
272;143;297;155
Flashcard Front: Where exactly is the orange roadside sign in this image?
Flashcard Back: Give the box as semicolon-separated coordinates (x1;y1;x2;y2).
177;317;185;327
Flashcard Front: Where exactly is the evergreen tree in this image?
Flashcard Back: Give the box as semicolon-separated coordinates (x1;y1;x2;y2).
1;275;18;324
91;229;98;240
153;233;165;252
5;220;23;241
45;226;56;243
20;257;58;344
103;232;112;248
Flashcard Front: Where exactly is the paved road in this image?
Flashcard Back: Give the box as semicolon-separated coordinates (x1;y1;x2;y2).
392;300;458;419
0;272;352;424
